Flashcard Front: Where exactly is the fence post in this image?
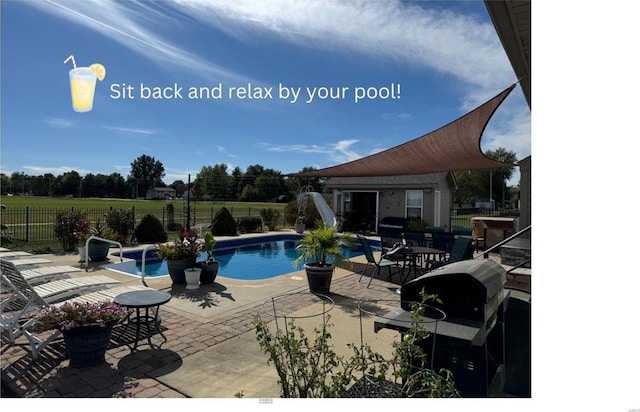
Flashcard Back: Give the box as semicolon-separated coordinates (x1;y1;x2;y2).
25;206;29;243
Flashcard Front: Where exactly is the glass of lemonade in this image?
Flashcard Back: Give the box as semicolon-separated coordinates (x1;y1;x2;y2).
68;67;97;112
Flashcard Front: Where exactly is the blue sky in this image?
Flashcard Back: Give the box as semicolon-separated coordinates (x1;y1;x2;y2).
1;0;530;185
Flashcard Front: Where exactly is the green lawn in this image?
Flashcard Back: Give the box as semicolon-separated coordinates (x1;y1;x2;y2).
0;196;283;211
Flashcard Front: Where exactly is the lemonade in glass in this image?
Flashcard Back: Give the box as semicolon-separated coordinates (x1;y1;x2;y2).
68;67;97;112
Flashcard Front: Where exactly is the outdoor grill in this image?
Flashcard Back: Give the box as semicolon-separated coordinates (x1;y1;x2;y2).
375;259;509;397
378;216;407;246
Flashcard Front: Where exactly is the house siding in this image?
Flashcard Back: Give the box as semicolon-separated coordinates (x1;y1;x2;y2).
327;173;455;232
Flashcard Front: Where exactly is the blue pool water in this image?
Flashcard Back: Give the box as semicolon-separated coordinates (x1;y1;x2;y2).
103;234;379;281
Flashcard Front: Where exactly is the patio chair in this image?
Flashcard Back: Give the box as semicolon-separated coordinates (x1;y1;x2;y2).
357;235;402;287
404;231;428;267
1;259;121;358
428;236;475;271
451;227;472;237
431;231;455;255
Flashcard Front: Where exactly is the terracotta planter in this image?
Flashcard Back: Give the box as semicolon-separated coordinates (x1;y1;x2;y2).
166;259;192;284
87;241;110;262
304;263;334;294
197;261;219;284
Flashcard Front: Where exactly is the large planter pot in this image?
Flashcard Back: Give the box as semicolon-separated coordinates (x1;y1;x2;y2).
166;259;192;284
197;261;219;284
184;267;201;290
87;241;110;262
304;263;335;294
62;324;114;368
294;222;305;234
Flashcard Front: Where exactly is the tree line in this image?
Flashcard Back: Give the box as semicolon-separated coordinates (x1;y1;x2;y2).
0;154;324;202
1;148;518;207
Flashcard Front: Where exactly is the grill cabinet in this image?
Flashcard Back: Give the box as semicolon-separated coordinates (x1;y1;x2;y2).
375;259;508;397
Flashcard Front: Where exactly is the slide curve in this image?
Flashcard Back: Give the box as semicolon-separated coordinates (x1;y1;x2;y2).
301;192;337;228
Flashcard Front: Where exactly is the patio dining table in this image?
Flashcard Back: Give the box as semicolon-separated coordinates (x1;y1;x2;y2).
397;246;447;285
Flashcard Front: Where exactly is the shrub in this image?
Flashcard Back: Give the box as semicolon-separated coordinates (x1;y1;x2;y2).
105;208;135;244
406;218;428;232
260;207;281;231
135;214;168;243
237;216;263;233
211;207;237;236
55;210;86;252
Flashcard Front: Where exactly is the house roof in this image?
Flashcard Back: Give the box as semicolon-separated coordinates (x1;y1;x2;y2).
326;172;450;190
485;0;531;109
292;84;517;178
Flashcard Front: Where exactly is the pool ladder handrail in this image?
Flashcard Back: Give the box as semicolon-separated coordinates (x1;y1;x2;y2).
83;236;123;270
140;245;158;287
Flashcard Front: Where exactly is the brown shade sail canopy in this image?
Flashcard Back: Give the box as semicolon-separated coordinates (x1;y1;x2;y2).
291;84;517;178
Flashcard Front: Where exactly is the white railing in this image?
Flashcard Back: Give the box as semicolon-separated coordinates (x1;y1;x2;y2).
140;245;158;287
82;236;123;270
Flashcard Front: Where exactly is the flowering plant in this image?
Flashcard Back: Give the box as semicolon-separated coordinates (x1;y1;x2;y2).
73;217;115;243
33;300;128;332
157;229;203;264
73;218;92;243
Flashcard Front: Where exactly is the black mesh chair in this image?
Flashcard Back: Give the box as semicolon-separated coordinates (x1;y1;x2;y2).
431;231;455;254
429;236;474;271
357;235;402;287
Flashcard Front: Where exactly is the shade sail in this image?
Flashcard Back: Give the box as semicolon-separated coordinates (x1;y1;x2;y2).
291;84;517;178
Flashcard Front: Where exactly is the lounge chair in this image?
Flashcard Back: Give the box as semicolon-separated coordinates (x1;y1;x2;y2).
357;235;402;287
1;259;121;358
0;251;32;259
5;257;53;268
20;265;82;285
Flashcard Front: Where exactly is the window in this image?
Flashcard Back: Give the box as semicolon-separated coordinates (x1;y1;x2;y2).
406;190;422;219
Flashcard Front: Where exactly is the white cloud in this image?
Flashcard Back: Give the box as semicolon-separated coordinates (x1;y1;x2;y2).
42;117;75;128
32;0;252;84
175;0;513;90
102;126;158;135
22;165;89;175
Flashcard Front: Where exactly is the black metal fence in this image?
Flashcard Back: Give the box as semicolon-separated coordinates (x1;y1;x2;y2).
1;205;287;252
449;208;520;229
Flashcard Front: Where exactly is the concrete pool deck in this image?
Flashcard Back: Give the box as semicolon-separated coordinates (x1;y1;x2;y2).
1;231;407;399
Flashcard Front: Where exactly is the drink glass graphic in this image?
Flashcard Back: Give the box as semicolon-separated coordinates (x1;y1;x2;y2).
68;67;97;112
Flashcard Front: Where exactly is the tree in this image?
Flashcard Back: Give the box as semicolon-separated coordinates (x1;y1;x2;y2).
453;147;518;209
195;164;231;199
129;155;165;198
228;166;244;200
286;167;326;196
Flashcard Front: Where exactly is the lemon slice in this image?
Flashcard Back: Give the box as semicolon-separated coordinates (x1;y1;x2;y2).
89;63;106;81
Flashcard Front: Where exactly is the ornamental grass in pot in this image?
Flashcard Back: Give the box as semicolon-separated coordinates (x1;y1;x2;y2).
293;220;355;294
196;230;219;284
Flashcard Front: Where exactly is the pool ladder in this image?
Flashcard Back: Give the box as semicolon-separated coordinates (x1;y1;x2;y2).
140;245;157;287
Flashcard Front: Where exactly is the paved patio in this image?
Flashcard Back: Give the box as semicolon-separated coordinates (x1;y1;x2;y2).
1;239;405;398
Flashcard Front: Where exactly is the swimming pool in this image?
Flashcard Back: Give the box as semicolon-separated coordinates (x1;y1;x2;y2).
102;234;380;281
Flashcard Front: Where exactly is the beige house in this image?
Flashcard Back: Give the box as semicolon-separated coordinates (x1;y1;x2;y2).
325;172;456;233
145;187;176;200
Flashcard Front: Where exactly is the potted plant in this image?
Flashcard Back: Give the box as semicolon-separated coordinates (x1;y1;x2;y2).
293;220;355;294
197;230;219;284
157;229;203;285
73;217;92;263
33;300;128;368
294;214;305;234
86;219;114;262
